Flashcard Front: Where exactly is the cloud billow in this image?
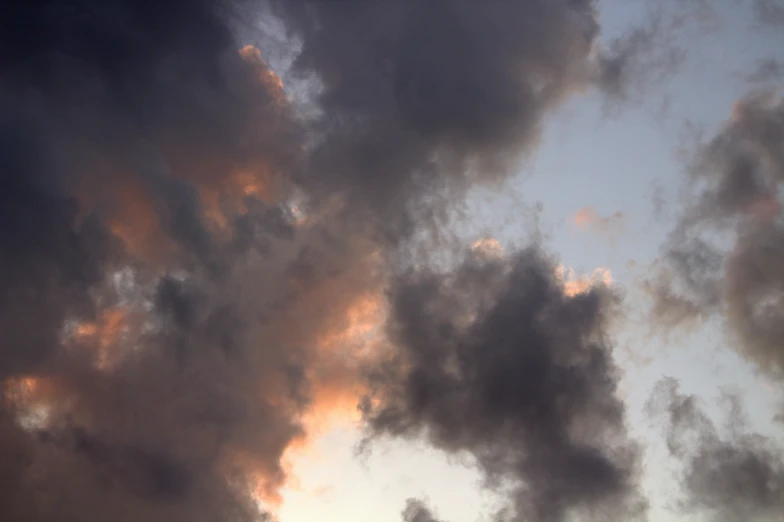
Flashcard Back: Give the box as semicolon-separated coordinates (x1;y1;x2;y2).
0;1;654;521
363;248;646;522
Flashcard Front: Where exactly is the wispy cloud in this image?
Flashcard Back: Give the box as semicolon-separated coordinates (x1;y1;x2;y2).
570;206;626;243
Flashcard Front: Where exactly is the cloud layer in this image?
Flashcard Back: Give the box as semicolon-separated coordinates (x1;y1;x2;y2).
0;1;671;521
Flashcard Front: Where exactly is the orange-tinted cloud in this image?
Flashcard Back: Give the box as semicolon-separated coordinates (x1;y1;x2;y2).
239;45;286;100
571;206;625;241
67;306;136;370
281;248;386;433
185;46;291;237
555;264;614;297
0;1;652;520
471;237;504;258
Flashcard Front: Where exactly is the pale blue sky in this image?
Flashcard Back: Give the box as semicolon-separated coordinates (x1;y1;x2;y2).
274;2;784;521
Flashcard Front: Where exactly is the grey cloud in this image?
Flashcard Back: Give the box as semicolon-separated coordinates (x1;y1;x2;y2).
648;378;784;522
402;499;445;522
754;0;784;27
267;0;619;237
725;224;784;380
362;246;646;522
745;58;784;84
645;237;723;329
686;92;784;222
0;1;660;521
650;92;784;382
597;0;720;106
598;14;680;104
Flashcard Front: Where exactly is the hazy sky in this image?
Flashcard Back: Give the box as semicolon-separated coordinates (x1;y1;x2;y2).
1;1;783;522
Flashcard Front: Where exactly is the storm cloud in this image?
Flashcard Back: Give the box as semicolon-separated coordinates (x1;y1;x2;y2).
364;247;646;522
0;1;351;520
1;1;658;521
267;0;658;237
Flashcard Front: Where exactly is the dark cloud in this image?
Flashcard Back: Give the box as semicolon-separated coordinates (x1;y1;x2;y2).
267;0;654;238
648;378;784;521
0;1;326;521
0;1;660;521
362;247;646;522
649;91;784;380
725;224;784;380
688;92;784;221
401;499;445;522
0;103;108;379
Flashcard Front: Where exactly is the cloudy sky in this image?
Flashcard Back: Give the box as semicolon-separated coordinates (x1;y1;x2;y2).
1;1;783;522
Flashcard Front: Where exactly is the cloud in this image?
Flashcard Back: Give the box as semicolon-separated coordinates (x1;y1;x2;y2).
361;247;646;522
0;1;662;521
401;499;445;522
571;206;625;241
557;264;614;297
754;0;784;28
266;0;660;238
648;378;784;521
596;0;720;106
471;237;504;259
0;1;355;520
644;238;724;331
650;90;784;380
745;58;784;84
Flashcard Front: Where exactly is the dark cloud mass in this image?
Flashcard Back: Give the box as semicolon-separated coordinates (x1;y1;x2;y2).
0;0;653;521
363;247;646;522
268;0;643;236
648;378;784;521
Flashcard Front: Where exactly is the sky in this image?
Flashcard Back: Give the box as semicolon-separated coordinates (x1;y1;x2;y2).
1;1;784;522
